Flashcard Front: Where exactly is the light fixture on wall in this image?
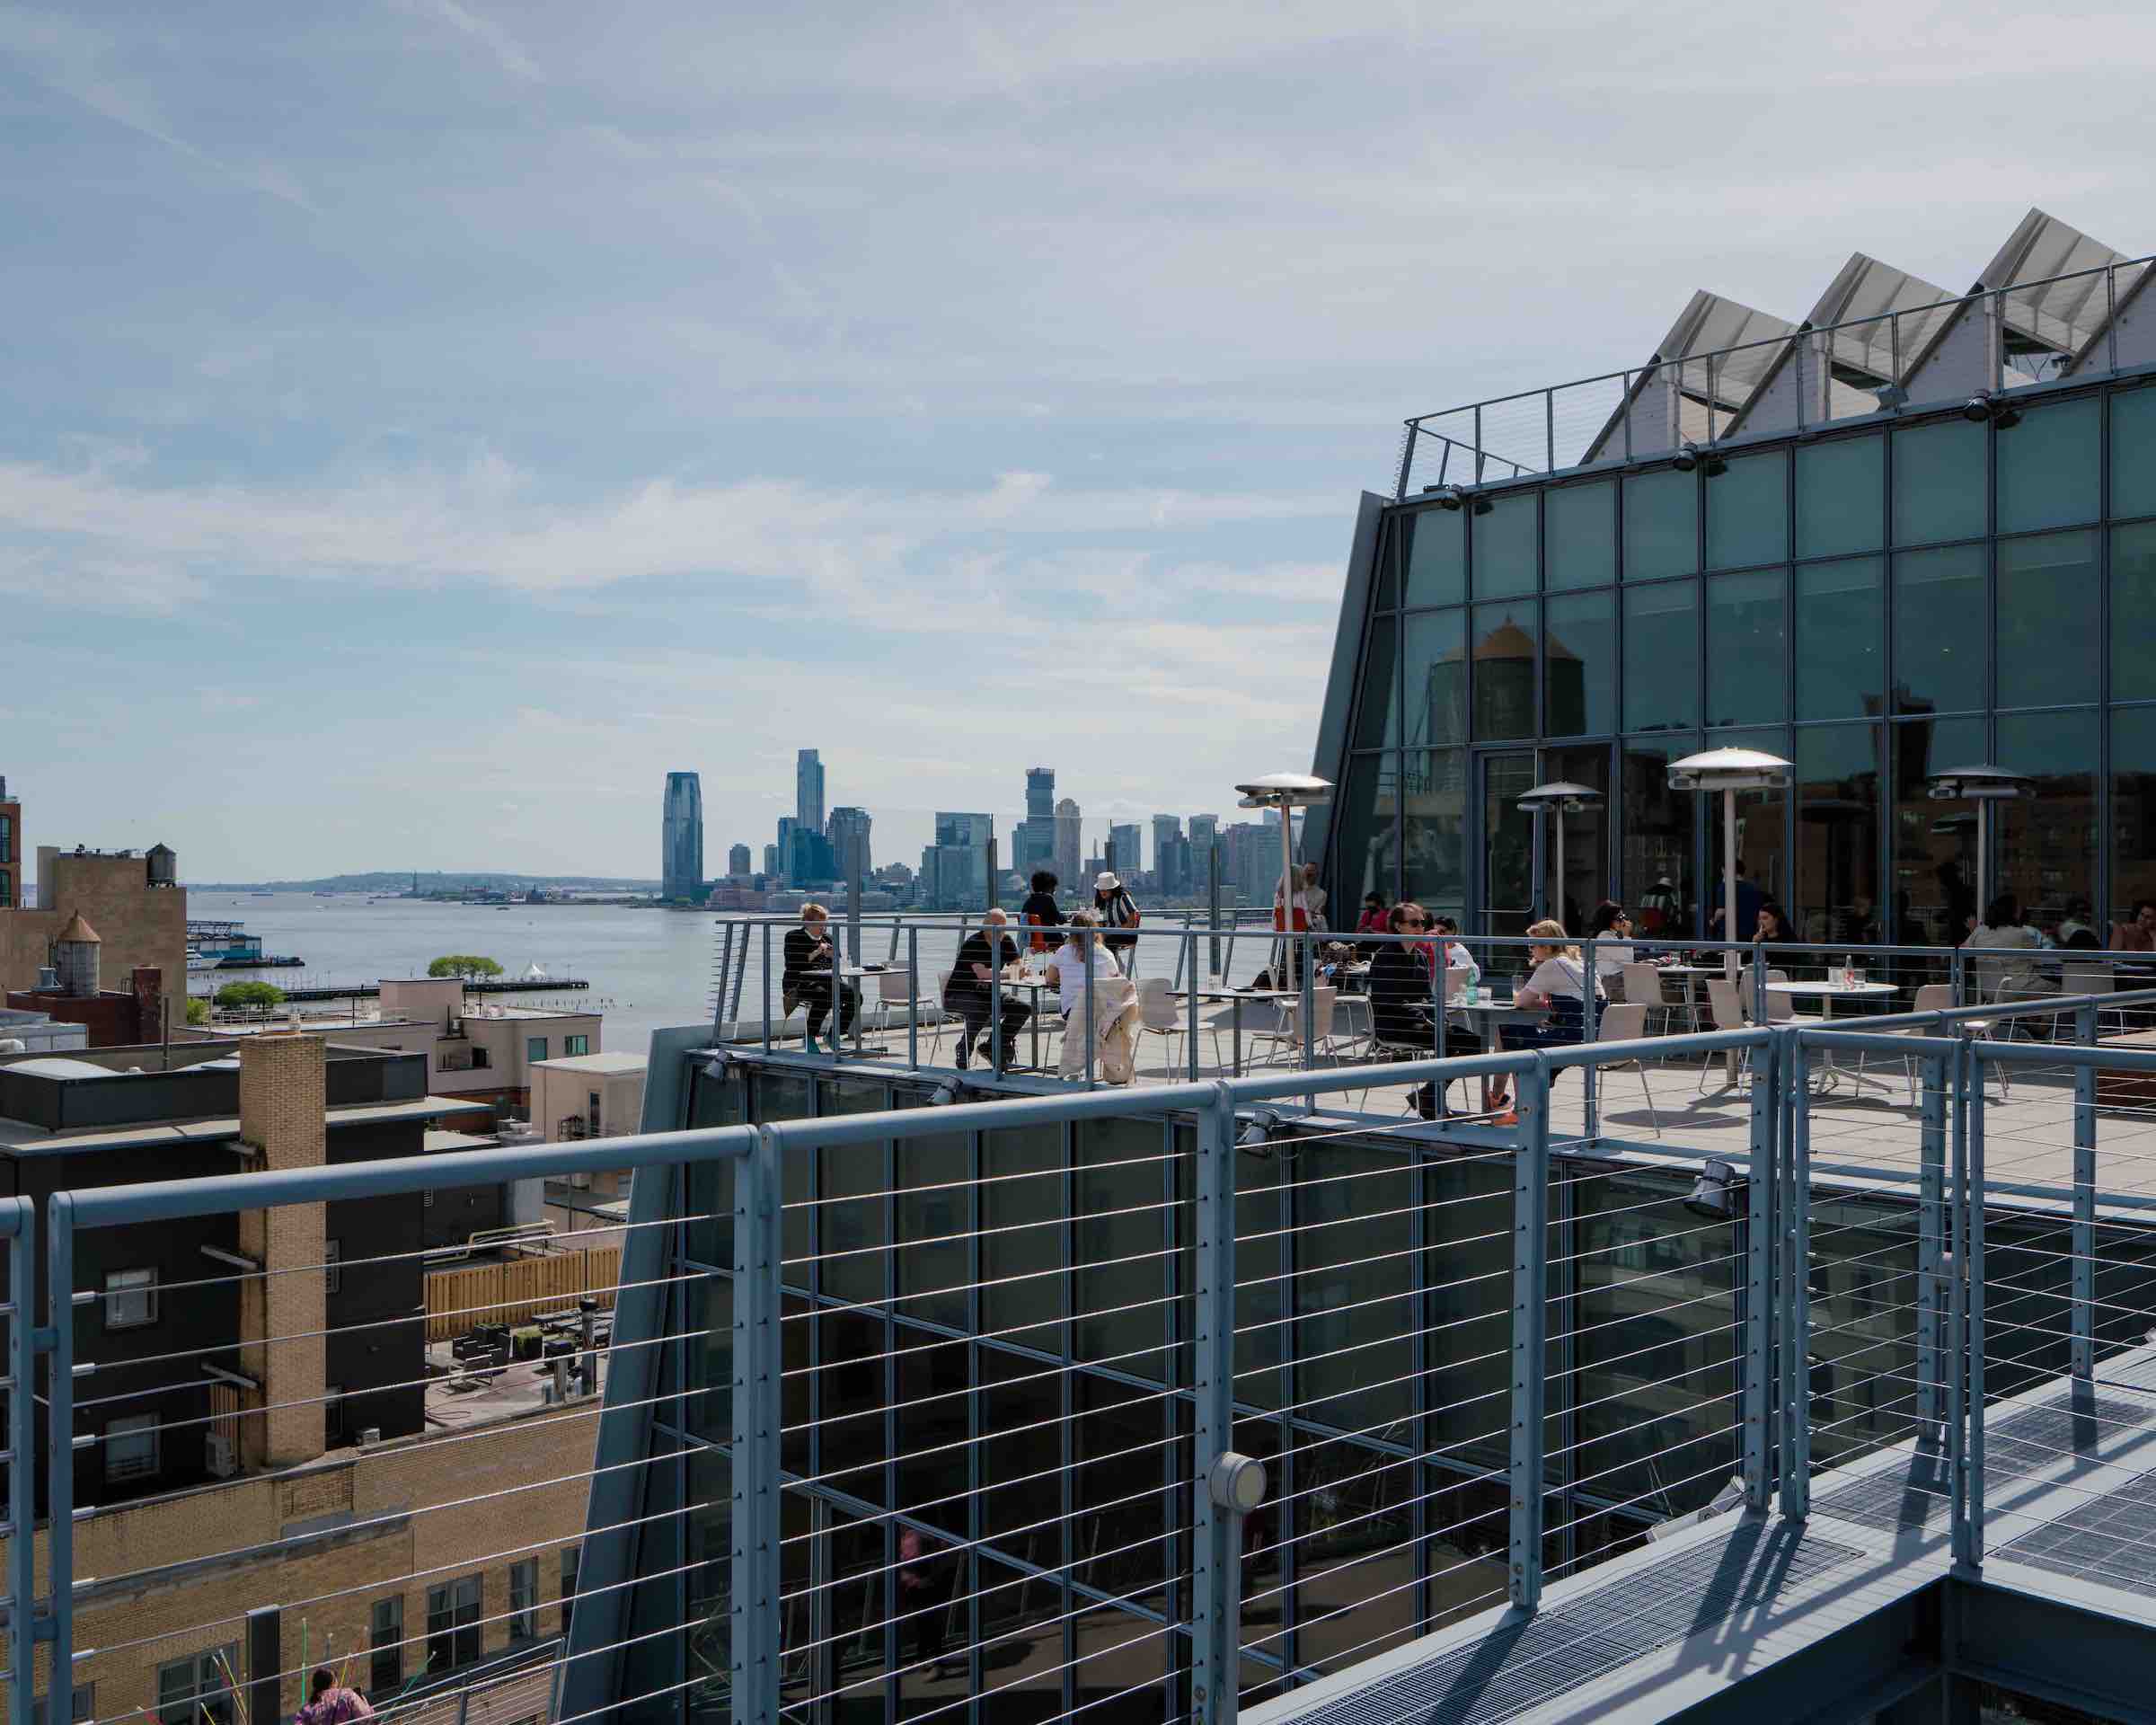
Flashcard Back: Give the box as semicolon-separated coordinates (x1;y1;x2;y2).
1961;391;2022;429
1683;1158;1741;1220
1238;1108;1283;1154
1671;442;1700;473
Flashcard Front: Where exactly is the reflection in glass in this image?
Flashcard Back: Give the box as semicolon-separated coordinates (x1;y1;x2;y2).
980;1347;1063;1559
1471;603;1538;740
1795;726;1882;945
1996;531;2097;709
896;1331;973;1538
1403;507;1464;606
1074;1118;1170;1375
2114;385;2156;521
1892;417;1985;545
982;1126;1065;1355
1544;481;1615;589
1422;1159;1514;1467
1293;1146;1414;1432
1706;726;1789;930
1796;434;1884;559
1893;545;1985;714
2111;708;2156;938
1705;570;1787;727
1803;1200;1921;1466
1996;397;2099;534
1621;580;1698;732
1072;1377;1170;1609
1621;739;1698;937
1234;1153;1284;1411
1623;468;1696;580
1401;609;1465;748
1480;751;1538;939
1544;590;1614;737
1996;709;2098;936
1794;558;1883;722
896;1127;969;1331
1352;613;1399;750
1545;745;1611;931
1401;748;1468;915
1289;1439;1421;1676
817;1310;888;1507
2112;523;2156;703
818;1082;889;1307
1332;754;1401;912
1705;450;1787;570
1892;716;1986;944
1068;1599;1168;1725
975;1559;1062;1719
1471;491;1537;597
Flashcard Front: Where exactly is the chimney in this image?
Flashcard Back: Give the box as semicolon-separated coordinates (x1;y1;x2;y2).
131;967;164;1043
236;1032;327;1470
54;912;101;998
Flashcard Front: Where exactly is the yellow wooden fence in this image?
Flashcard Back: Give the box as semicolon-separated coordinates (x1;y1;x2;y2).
425;1246;622;1341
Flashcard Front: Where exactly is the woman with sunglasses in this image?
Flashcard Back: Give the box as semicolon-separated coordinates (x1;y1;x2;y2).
1585;900;1636;1001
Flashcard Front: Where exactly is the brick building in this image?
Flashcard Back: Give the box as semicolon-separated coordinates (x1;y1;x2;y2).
0;783;188;1006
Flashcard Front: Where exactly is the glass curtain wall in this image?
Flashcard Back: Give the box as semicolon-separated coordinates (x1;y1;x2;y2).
1330;381;2148;945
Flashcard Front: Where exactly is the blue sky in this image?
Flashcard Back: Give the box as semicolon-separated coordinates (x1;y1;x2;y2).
3;2;2150;882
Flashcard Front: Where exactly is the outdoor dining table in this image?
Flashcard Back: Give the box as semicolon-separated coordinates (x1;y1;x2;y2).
803;963;888;1056
1431;995;1543;1117
990;970;1057;1071
1766;978;1898;1094
1655;962;1727;1031
1196;985;1296;1076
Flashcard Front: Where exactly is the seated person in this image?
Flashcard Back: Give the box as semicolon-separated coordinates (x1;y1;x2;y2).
1048;910;1136;1080
1431;915;1480;988
1484;920;1606;1121
1585;901;1635;998
1367;903;1478;1119
782;903;857;1048
942;907;1031;1072
1963;894;2049;1003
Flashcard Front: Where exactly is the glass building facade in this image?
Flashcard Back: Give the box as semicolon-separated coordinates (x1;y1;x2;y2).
1325;376;2156;942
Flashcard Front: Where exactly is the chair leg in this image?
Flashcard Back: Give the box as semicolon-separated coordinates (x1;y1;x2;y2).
1636;1064;1660;1137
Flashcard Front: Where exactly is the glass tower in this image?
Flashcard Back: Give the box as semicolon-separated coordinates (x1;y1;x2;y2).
659;771;702;902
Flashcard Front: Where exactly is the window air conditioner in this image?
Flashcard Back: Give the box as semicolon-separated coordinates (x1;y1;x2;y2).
206;1431;237;1479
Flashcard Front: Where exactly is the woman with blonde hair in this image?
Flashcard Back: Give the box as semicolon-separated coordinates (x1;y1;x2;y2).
1484;919;1604;1122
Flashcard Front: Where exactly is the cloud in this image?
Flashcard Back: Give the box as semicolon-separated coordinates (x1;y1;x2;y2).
404;0;543;81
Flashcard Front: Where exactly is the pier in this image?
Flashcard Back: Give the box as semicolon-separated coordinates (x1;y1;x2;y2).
190;975;590;1003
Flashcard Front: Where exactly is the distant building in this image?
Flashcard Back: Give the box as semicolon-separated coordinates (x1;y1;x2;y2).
660;772;703;902
1154;814;1192;899
776;816;797;883
728;842;752;878
0;802;186;1005
1054;797;1082;893
923;812;994;910
0;774;16;909
1014;766;1057;878
4;912;171;1046
762;842;780;877
797;748;825;833
826;805;872;885
786;826;835;887
1108;823;1143;879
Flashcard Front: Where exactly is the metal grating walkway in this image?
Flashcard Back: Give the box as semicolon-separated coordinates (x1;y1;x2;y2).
1282;1519;1861;1725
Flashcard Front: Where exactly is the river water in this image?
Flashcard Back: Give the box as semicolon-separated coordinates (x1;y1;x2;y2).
189;894;1280;1058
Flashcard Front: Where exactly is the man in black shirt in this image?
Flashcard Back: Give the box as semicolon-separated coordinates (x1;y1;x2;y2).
782;903;857;1049
942;907;1031;1071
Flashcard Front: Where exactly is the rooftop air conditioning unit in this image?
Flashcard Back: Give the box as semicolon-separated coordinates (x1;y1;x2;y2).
360;1427;383;1446
206;1430;237;1479
570;1171;592;1190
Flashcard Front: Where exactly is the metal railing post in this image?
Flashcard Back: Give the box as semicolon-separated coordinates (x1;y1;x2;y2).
6;1199;33;1720
1300;931;1315;1078
1187;933;1201;1083
1395;420;1418;501
1192;1084;1245;1725
1780;1035;1810;1520
45;1192;75;1717
1948;1036;1973;1571
1743;1032;1778;1511
730;1128;784;1725
990;924;1005;1075
712;922;734;1039
1509;1058;1551;1612
1918;1046;1948;1435
1083;942;1096;1091
1950;943;1965;1008
1545;389;1555;473
1966;1037;1988;1570
761;924;773;1055
906;928;920;1069
1580;938;1598;1137
2072;1001;2099;1413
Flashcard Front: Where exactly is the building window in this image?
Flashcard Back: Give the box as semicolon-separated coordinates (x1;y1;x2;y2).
31;1685;93;1725
0;871;11;907
471;1044;490;1069
105;1413;158;1482
427;1574;483;1671
508;1557;537;1641
324;1239;342;1296
103;1267;158;1329
325;1384;345;1447
587;1092;602;1137
563;1034;590;1057
370;1596;403;1695
561;1546;579;1639
157;1648;237;1725
526;1037;547;1063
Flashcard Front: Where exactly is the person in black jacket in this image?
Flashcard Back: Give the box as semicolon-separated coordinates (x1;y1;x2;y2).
782;903;857;1048
1021;871;1064;955
1365;903;1480;1118
942;907;1031;1072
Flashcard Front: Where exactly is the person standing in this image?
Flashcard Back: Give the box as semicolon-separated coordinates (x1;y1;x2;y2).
782;903;857;1048
298;1669;373;1725
1301;862;1329;933
1094;871;1141;969
943;907;1030;1072
1021;870;1064;955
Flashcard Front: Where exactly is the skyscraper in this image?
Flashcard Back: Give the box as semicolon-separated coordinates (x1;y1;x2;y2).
1150;815;1182;893
826;806;872;886
762;843;780;877
1054;797;1082;892
660;773;704;901
776;817;798;885
1015;766;1057;877
728;843;752;878
923;811;994;909
1108;823;1143;879
796;748;826;833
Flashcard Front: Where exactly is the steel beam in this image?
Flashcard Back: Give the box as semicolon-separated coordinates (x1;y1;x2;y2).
1509;1059;1551;1612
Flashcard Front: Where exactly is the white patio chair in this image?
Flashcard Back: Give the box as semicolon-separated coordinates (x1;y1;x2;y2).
1593;1002;1660;1137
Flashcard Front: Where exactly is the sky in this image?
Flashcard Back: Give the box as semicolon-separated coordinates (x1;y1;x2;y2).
2;1;2152;883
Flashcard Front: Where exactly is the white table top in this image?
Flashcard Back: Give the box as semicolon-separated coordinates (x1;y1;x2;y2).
1766;979;1896;997
1449;997;1538;1013
1198;987;1294;1001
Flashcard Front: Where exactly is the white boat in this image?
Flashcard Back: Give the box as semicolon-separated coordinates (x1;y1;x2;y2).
187;947;221;974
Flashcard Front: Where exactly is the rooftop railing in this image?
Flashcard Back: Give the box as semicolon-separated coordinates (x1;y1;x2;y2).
1392;250;2155;500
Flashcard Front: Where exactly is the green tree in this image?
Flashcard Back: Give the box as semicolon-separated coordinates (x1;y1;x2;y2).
184;996;212;1027
428;954;504;980
215;980;287;1013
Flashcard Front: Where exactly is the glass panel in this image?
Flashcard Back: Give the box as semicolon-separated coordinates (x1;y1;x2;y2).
1401;609;1466;748
1621;580;1699;732
1074;1118;1169;1376
2112;523;2156;703
1796;434;1884;559
1331;754;1401;913
1403;507;1465;607
2114;385;2156;520
895;1119;968;1331
1289;1438;1421;1676
1471;602;1538;740
1471;492;1536;597
980;1347;1064;1565
1795;557;1884;721
1803;1199;1921;1469
1544;480;1615;590
1891;716;1986;944
826;1511;892;1724
1545;745;1611;930
1235;1152;1284;1411
1706;726;1789;936
1401;748;1468;915
1892;417;1985;544
817;1310;887;1506
1373;518;1400;610
1292;1146;1413;1432
1623;467;1696;580
1893;545;1985;714
976;1558;1062;1719
1068;1600;1168;1725
1480;752;1537;939
895;1329;971;1537
1352;613;1399;750
1996;709;2099;940
1705;450;1787;570
1996;531;2097;708
1424;1159;1515;1468
1544;590;1614;737
1072;1376;1170;1608
1621;738;1699;939
982;1125;1064;1355
2113;707;2156;942
818;1083;888;1306
1996;396;2099;533
1794;726;1882;946
1705;570;1787;727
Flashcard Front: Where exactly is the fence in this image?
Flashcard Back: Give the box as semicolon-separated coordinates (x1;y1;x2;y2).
424;1245;624;1342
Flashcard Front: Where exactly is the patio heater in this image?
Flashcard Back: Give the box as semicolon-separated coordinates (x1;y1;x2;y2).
1236;772;1333;983
1667;748;1792;986
1516;781;1602;928
1926;765;2032;933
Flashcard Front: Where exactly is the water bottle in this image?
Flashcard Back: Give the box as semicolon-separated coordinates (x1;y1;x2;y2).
1842;954;1854;989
